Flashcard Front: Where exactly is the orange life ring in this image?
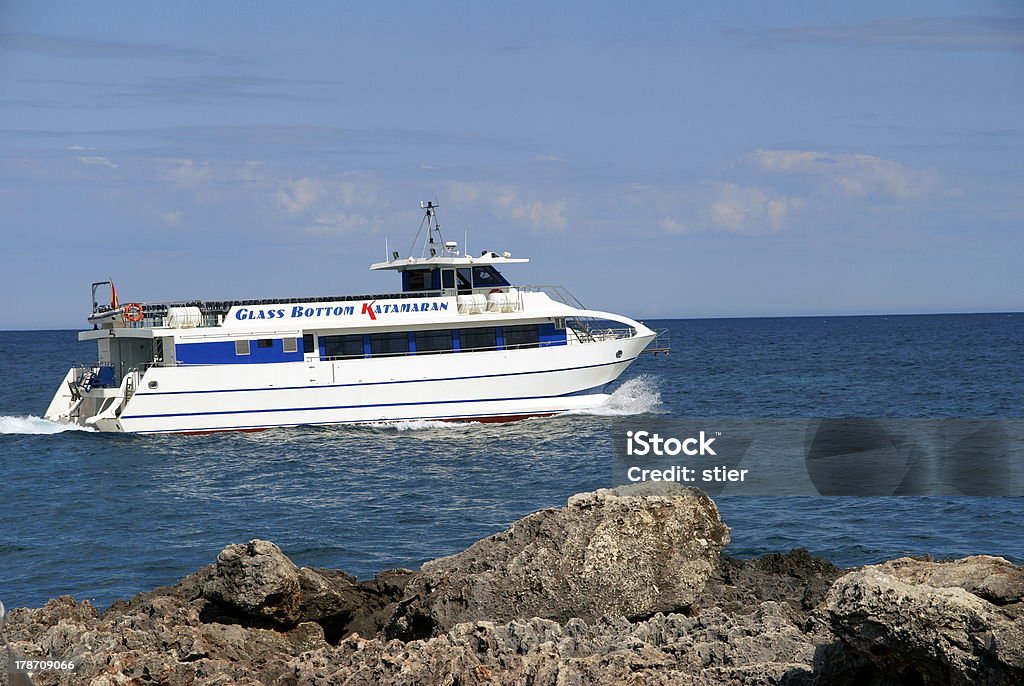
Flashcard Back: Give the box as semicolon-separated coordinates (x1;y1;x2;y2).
123;303;145;322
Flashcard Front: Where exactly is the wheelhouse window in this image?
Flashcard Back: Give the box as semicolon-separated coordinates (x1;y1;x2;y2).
322;334;365;359
503;324;540;349
471;266;510;289
235;339;251;356
370;332;409;356
415;329;453;354
459;327;496;351
302;333;315;354
283;337;298;353
457;268;472;295
405;269;432;291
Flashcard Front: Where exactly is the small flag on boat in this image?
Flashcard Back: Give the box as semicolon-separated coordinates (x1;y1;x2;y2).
110;278;119;309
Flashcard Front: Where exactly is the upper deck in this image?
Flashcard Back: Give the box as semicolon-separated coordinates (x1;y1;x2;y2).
85;201;590;336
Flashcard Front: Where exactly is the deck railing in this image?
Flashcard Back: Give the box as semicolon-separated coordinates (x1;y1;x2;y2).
518;285;586;310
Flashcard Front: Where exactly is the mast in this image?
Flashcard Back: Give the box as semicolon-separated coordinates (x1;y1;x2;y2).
406;200;453;259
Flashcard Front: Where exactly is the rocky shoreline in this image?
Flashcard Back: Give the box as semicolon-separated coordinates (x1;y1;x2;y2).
3;484;1022;685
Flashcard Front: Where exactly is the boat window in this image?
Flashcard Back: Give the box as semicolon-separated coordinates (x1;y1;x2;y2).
235;340;251;356
503;324;540;349
442;269;455;289
472;266;510;288
283;337;298;354
370;331;409;357
322;334;365;359
405;270;431;291
257;339;274;349
415;329;453;354
457;268;473;295
302;333;315;354
459;327;496;351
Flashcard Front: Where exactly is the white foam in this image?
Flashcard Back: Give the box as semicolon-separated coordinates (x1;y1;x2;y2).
369;419;475;432
0;416;94;434
573;375;664;416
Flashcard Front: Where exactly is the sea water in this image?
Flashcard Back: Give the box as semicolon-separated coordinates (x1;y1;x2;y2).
1;313;1022;609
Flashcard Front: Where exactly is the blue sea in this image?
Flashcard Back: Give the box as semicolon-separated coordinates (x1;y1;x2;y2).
2;313;1023;610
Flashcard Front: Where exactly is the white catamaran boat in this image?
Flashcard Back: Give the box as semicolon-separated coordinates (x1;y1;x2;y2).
45;202;668;434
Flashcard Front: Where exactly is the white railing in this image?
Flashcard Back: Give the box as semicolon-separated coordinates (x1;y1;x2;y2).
518;285;586;310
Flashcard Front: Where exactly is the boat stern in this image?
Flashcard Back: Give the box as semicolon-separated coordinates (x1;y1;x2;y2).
44;365;133;432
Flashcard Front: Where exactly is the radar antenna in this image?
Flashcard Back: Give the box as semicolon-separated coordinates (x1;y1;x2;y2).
408;200;448;258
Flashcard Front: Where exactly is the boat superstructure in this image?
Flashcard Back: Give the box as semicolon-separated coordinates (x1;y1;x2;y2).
45;202;667;434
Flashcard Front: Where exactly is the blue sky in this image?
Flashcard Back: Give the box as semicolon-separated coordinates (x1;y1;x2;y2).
1;1;1022;328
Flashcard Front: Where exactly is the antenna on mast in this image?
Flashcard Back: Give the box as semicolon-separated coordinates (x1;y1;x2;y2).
417;200;446;258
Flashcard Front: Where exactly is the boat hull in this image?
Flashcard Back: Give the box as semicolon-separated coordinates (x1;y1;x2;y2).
51;335;651;434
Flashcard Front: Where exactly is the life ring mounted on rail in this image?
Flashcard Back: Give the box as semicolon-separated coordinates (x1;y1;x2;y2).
123;303;145;322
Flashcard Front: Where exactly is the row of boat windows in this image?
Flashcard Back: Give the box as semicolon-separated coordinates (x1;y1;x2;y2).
314;324;549;358
230;324;553;358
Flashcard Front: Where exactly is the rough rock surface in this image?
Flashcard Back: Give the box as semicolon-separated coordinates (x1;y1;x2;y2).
701;548;844;616
202;540;304;627
289;604;825;686
2;487;1022;686
825;555;1024;685
387;483;731;639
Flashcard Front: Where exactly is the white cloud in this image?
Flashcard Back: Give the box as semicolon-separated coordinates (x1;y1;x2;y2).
660;217;687;233
76;155;118;168
644;149;940;235
437;181;569;232
161;210;182;227
157;158;265;189
511;199;567;231
274;176;376;217
494;186;518;211
482;185;568;231
307;211;369;235
708;183;805;234
447;181;480;204
158;158;213;187
277;177;325;213
747;149;940;200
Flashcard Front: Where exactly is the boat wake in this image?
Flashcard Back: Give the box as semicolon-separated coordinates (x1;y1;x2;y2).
574;375;664;416
0;416;94;435
367;419;478;432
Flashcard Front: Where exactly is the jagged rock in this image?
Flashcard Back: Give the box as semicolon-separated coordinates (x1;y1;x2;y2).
296;567;415;642
286;602;821;686
825;556;1024;685
202;540;304;628
386;483;730;639
863;555;1024;605
700;549;844;617
4;488;1023;686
